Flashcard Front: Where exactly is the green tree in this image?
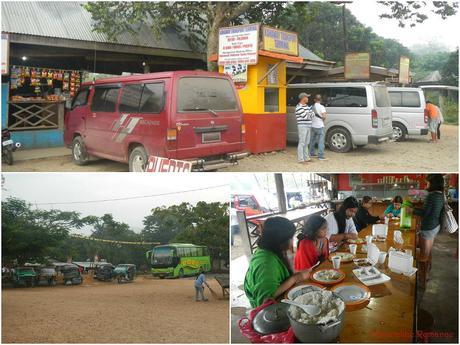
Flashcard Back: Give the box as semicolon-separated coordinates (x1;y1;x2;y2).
441;49;459;86
1;198;91;264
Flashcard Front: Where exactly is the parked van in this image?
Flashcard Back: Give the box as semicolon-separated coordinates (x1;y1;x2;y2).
387;87;428;141
287;82;393;153
64;71;248;171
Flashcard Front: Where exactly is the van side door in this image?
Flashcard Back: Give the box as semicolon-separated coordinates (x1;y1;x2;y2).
85;84;121;157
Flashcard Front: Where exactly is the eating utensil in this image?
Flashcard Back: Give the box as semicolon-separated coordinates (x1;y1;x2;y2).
281;299;321;316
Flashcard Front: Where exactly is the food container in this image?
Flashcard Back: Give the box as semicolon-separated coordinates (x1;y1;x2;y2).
388;250;413;274
372;224;388;238
287;292;345;343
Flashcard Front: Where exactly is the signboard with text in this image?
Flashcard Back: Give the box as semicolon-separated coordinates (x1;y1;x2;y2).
344;52;370;80
262;26;298;56
399;56;410;85
1;33;9;75
218;24;259;66
223;64;248;83
146;156;192;172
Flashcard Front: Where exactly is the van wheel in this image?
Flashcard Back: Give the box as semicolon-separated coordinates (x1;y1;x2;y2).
392;122;407;141
129;146;148;172
327;128;352;153
72;136;89;165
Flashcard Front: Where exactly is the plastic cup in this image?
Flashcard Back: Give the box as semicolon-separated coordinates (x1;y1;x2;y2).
384;217;389;224
378;251;387;265
366;235;373;245
405;249;413;256
332;256;341;269
349;244;357;255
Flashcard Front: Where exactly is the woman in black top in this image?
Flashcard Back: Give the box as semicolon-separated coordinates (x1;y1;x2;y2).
411;174;445;288
354;196;383;231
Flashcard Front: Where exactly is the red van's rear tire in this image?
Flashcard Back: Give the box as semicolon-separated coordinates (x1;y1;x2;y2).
72;136;89;165
129;146;148;172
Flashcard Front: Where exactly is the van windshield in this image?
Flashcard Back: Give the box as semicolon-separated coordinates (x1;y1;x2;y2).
177;77;238;112
374;86;391;107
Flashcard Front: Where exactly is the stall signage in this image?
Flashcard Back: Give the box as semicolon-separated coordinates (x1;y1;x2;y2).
218;24;259;66
223;64;248;83
399;56;410;85
262;27;298;56
1;33;9;75
344;52;370;80
146;156;192;172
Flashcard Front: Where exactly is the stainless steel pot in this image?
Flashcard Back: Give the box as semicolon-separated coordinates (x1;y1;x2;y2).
286;292;345;343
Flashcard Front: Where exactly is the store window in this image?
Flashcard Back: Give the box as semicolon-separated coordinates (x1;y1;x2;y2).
264;88;279;112
119;84;142;113
139;83;164;113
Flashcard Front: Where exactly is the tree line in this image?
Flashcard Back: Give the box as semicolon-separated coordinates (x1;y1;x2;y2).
2;198;229;269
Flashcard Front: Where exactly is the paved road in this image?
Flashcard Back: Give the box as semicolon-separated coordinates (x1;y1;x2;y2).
2;125;458;172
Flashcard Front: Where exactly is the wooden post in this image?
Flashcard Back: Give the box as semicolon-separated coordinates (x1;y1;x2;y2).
275;173;287;214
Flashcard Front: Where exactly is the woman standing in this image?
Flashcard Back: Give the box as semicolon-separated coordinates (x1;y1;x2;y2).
294;215;329;270
244;217;310;308
412;174;445;288
354;196;383;231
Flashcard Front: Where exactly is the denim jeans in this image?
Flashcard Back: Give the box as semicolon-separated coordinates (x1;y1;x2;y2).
195;286;206;301
297;125;311;162
309;127;325;159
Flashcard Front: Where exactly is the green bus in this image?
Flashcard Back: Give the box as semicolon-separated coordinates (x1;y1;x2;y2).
146;243;211;278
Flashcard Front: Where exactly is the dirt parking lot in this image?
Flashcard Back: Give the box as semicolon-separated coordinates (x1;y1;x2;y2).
2;275;228;343
2;125;458;172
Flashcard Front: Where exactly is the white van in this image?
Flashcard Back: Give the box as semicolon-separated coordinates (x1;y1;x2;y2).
287;82;393;153
387;87;428;141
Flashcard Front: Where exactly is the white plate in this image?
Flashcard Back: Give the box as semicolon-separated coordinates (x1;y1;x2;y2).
333;285;367;302
287;284;323;300
313;270;342;283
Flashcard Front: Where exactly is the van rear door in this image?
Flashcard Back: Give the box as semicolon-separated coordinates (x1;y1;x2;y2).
372;85;393;135
171;75;243;159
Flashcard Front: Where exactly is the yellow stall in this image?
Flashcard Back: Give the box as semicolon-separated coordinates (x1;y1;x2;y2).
212;24;303;154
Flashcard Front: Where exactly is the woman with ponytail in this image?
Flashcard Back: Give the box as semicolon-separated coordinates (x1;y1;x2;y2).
294;215;329;270
244;217;310;308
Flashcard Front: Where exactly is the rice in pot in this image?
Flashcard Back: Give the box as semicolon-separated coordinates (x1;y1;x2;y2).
290;290;345;325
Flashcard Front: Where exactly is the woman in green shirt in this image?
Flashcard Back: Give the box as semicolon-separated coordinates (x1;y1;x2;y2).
244;217;310;308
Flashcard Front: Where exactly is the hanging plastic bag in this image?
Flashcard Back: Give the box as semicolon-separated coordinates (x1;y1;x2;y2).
238;299;296;343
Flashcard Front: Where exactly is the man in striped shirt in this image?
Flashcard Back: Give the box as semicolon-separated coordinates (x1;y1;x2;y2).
295;92;314;163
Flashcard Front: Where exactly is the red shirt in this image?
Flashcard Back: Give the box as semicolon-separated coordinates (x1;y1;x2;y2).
294;238;329;271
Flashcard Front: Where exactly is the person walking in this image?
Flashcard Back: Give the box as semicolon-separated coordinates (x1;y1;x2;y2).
295;93;314;164
194;270;209;302
309;94;328;161
435;104;444;140
425;101;439;143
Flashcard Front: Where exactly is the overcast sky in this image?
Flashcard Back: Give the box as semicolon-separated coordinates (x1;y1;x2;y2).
2;173;229;233
347;0;459;50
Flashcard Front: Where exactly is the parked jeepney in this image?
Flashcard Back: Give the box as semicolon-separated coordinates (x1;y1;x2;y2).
61;264;82;285
113;264;136;283
12;267;37;287
94;263;115;281
36;267;57;286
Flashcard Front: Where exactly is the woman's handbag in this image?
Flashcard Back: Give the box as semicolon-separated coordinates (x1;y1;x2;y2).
442;194;458;234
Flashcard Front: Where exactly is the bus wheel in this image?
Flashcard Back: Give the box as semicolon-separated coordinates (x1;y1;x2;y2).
179;268;184;278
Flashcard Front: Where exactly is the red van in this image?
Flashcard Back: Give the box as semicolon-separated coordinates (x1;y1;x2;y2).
64;71;248;171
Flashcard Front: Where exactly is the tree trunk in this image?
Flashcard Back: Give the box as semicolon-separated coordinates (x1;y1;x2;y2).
207;27;218;72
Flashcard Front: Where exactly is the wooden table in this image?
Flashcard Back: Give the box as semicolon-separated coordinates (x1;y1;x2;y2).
292;217;418;343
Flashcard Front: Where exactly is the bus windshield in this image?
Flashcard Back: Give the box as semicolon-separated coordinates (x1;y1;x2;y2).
152;247;174;265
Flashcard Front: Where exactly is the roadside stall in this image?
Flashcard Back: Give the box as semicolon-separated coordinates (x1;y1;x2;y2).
211;24;303;154
231;173;458;344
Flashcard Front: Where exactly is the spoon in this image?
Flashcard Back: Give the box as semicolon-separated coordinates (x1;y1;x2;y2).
281;299;321;316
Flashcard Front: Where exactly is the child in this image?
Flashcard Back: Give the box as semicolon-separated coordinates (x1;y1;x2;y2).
195;270;208;302
383;195;403;218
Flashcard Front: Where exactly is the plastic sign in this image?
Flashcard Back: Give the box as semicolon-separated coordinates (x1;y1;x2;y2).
399;56;410;85
344;52;370;80
218;24;259;66
146;156;192;172
223;64;248;83
1;33;9;75
262;26;299;56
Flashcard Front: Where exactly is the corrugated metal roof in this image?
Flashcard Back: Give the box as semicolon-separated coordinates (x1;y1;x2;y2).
299;44;323;62
1;1;194;52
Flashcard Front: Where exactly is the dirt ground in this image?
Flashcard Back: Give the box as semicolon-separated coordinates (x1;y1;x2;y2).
2;275;229;343
2;125;458;172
